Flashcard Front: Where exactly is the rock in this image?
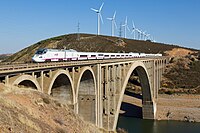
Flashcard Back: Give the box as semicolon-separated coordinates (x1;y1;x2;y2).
184;116;195;122
186;54;198;61
115;39;127;47
35;98;44;107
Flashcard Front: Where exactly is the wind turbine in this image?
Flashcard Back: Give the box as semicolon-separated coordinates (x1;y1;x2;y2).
122;16;130;38
131;21;136;39
107;11;117;36
91;3;104;35
142;31;146;40
136;29;142;40
146;33;150;40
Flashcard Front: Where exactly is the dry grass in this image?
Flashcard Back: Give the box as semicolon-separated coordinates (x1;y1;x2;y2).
0;84;101;133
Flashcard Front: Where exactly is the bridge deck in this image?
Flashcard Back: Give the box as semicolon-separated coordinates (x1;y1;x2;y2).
0;57;165;75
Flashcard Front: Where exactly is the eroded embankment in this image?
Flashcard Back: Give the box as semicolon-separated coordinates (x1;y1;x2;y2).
157;94;200;122
0;84;101;133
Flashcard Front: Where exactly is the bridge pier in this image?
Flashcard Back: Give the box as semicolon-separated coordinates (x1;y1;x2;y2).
142;100;157;119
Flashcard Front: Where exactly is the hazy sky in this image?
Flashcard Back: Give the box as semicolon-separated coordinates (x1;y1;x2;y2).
0;0;199;54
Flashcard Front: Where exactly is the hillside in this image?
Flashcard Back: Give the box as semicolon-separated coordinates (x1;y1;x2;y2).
0;84;101;133
0;54;11;62
4;33;195;63
160;53;200;94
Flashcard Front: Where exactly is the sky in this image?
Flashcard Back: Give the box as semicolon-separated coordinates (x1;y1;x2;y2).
0;0;199;54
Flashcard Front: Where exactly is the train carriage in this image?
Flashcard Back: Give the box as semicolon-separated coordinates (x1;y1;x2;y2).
32;48;162;63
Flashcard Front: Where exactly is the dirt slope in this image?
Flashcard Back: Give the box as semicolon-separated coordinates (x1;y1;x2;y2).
0;84;101;133
161;48;200;93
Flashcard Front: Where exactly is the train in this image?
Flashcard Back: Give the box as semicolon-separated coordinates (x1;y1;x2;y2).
32;48;162;62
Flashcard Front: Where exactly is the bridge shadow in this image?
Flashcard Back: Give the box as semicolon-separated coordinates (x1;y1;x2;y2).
120;90;143;118
120;102;142;118
124;90;142;100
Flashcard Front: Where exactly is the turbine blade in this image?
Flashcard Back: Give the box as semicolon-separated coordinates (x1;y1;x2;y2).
136;28;140;33
91;8;98;12
131;29;134;34
99;2;104;12
125;16;128;24
99;13;104;24
114;20;117;29
107;17;112;20
127;25;130;32
113;11;116;19
132;21;135;28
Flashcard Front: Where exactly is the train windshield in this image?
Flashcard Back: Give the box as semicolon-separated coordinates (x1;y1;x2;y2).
35;49;47;55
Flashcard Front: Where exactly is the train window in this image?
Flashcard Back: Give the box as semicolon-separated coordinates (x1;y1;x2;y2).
105;55;109;57
117;55;120;57
35;49;45;55
80;55;87;57
91;55;96;57
98;54;104;56
111;55;115;57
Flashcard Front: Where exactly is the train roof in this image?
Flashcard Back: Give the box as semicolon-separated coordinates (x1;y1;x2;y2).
37;48;77;52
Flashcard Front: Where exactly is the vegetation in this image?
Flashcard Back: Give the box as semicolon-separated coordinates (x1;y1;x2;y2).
161;55;200;94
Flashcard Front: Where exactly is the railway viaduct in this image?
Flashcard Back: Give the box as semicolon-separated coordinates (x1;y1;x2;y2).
0;57;168;131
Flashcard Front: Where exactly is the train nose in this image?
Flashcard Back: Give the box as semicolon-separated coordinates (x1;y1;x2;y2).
32;56;37;62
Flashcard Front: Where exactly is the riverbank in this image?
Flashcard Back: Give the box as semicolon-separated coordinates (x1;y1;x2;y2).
121;92;200;123
157;94;200;122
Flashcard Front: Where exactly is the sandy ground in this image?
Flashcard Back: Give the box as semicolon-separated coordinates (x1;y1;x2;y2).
157;94;200;122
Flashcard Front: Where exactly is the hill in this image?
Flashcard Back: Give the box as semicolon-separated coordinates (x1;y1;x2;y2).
4;33;196;63
160;54;200;94
0;54;11;62
0;84;101;133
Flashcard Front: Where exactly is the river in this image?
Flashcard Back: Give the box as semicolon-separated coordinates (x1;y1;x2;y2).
117;116;200;133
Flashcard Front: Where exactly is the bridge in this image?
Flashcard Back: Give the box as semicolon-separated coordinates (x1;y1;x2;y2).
0;57;168;131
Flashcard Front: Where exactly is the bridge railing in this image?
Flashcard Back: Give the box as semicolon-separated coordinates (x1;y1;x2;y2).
0;57;168;74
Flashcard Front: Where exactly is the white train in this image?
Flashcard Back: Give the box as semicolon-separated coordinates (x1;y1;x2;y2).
32;48;162;62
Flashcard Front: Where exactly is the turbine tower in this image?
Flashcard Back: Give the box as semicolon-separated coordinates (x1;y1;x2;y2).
122;16;130;38
107;11;117;36
91;3;104;35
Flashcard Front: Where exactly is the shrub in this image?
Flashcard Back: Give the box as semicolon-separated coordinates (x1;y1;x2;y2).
165;90;174;95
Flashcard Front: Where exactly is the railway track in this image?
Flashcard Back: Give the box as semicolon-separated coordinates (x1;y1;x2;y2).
0;57;167;74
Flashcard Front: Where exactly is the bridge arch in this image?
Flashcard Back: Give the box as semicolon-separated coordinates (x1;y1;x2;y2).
76;66;97;124
11;74;41;91
113;61;154;130
48;70;75;107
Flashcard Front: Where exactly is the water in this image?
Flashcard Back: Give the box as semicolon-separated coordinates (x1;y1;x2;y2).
117;116;200;133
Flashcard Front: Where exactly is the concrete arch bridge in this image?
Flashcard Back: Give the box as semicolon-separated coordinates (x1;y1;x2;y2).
0;58;168;131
